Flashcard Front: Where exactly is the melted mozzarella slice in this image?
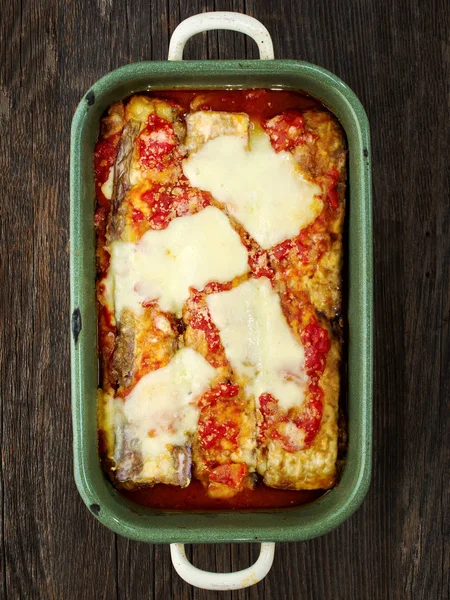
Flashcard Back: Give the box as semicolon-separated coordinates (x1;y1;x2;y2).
110;206;248;317
120;348;217;460
101;166;114;200
207;277;307;411
183;129;322;249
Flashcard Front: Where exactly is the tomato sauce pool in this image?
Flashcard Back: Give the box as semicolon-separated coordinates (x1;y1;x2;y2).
111;89;331;511
123;481;325;510
144;88;322;121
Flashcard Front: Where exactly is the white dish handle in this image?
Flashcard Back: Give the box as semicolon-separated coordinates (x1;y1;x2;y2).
170;542;275;590
168;8;275;593
168;12;275;61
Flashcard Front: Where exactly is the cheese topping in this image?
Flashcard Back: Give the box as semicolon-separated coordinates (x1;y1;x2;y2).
110;206;249;317
101;166;114;200
207;277;307;411
182;129;322;249
120;348;217;460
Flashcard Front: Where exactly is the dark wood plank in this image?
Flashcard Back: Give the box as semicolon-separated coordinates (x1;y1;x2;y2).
0;1;12;595
0;0;118;598
0;0;449;598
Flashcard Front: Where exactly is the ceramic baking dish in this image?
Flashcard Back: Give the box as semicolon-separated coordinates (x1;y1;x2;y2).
70;12;372;590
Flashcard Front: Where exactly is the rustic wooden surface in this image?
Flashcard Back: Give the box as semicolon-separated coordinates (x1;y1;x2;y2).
1;0;449;598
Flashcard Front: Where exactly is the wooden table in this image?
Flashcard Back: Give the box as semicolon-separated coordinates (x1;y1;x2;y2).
1;0;449;598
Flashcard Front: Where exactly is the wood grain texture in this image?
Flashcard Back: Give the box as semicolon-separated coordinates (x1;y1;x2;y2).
0;0;449;598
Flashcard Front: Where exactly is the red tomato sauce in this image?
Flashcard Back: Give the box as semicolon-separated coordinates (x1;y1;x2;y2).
144;88;322;121
122;480;325;510
137;114;177;171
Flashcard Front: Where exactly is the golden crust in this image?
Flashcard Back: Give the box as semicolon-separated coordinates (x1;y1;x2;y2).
258;340;340;489
293;109;347;180
184;111;250;153
192;389;257;491
301;237;343;317
114;306;178;394
100;101;125;138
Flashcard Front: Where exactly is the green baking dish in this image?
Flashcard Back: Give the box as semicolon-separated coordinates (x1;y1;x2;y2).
70;11;372;590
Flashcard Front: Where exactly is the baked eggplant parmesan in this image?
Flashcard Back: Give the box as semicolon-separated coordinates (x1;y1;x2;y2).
95;90;346;506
